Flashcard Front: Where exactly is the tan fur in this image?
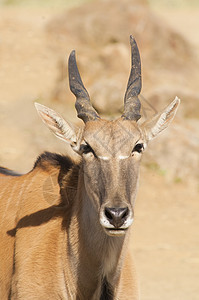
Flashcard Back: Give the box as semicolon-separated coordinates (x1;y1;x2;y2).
0;34;180;298
0;158;63;299
0;96;179;299
0;136;140;299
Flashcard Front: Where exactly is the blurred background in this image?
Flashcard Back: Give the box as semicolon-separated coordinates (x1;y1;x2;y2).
0;0;198;299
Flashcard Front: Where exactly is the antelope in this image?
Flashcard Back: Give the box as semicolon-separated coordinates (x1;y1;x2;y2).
0;36;179;299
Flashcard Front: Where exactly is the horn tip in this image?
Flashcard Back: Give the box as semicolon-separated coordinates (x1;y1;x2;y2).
69;50;76;59
130;35;136;44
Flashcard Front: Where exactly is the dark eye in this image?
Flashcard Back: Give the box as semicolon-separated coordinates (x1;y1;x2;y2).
132;143;144;154
80;143;96;156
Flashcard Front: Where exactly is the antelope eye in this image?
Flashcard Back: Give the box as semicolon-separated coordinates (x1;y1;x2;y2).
80;143;95;156
132;143;144;154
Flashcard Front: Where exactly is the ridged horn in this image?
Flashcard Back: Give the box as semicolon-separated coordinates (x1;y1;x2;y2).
122;36;142;121
68;50;100;123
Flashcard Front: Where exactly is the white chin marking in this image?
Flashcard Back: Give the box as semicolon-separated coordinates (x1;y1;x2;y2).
105;228;127;237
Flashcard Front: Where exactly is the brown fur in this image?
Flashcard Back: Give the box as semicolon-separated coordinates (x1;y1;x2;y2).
0;97;179;299
0;35;179;299
0;94;179;298
0;152;139;299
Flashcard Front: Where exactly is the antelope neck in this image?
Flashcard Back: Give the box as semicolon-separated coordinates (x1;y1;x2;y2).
66;173;127;299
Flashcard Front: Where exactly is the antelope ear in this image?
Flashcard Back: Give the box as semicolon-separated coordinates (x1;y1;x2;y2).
142;97;180;141
35;103;77;146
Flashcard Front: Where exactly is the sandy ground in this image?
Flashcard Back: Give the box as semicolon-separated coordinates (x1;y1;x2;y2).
0;4;198;300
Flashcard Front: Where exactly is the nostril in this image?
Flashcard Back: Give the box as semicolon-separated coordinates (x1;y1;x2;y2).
121;207;129;219
104;207;129;228
105;208;113;220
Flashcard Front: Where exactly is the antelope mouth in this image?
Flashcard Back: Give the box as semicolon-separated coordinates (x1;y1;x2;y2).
104;227;128;236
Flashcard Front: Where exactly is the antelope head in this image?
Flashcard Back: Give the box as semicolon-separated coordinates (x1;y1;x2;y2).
35;36;179;237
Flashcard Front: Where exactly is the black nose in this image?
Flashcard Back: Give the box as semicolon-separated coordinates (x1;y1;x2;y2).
104;207;129;229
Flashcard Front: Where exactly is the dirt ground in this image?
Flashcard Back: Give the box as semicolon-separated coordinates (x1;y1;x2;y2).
0;2;198;299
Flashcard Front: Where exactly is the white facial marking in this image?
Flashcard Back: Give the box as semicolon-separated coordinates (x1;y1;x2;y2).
98;156;110;161
118;155;129;160
122;215;134;228
98;155;130;160
100;214;113;228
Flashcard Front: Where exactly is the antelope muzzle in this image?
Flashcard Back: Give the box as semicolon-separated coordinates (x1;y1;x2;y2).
100;204;134;236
